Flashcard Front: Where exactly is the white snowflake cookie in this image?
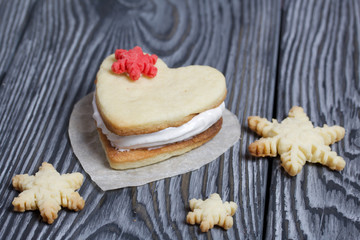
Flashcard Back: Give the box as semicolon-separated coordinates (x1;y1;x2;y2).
12;162;85;224
248;106;346;176
186;193;237;232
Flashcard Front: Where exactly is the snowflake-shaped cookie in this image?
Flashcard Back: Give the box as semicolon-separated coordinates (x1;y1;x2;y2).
248;106;346;176
12;162;85;224
186;193;237;232
111;46;158;81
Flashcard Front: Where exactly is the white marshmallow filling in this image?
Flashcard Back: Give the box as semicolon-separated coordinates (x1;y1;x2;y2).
92;95;224;151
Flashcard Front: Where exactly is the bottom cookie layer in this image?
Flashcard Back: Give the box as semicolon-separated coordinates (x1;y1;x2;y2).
97;118;223;169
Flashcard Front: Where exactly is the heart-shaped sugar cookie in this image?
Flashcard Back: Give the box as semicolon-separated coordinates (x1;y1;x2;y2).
95;54;227;136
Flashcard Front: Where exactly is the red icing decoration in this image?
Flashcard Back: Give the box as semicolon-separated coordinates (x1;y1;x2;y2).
111;46;158;81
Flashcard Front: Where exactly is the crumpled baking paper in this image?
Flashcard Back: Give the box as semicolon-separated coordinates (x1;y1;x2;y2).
68;93;240;191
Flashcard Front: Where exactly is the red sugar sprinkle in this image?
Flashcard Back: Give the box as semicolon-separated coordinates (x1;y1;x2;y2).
111;46;158;81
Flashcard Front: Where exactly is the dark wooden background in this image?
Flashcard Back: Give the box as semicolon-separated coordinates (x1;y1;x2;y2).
0;0;359;239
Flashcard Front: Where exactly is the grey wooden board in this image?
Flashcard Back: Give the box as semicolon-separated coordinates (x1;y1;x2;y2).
264;0;360;239
0;0;281;239
0;0;38;84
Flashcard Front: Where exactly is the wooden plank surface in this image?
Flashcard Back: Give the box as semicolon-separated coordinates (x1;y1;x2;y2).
0;0;281;239
0;0;38;84
265;0;360;239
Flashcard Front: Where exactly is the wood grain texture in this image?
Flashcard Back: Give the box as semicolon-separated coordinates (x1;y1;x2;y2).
0;0;38;85
264;0;360;239
0;0;281;239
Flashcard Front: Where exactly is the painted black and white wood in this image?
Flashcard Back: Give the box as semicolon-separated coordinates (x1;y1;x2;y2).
0;0;358;239
265;0;360;239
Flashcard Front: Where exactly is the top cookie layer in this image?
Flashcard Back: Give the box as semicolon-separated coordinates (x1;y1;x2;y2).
95;54;227;136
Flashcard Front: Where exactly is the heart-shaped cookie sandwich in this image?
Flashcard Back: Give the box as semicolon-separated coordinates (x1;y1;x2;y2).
93;46;227;169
